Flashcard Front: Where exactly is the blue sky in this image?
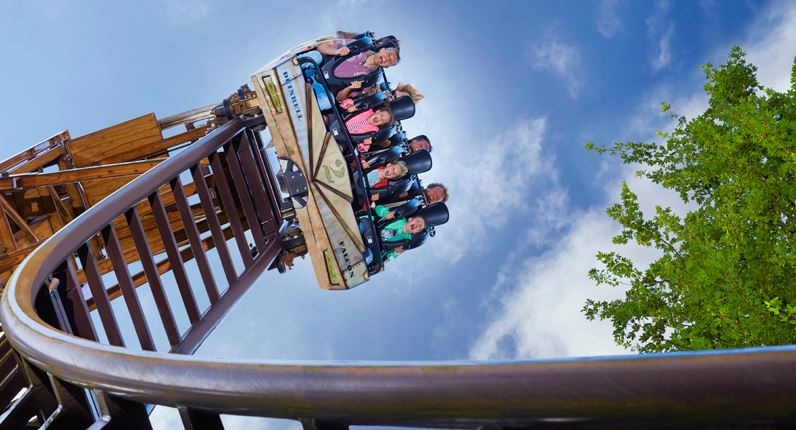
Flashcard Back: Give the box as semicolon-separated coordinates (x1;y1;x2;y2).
1;0;794;428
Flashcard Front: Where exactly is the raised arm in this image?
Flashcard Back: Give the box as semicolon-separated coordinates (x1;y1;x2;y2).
316;39;350;56
336;80;364;102
389;199;421;219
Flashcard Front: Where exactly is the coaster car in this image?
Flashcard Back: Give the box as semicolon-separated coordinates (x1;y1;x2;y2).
243;34;413;290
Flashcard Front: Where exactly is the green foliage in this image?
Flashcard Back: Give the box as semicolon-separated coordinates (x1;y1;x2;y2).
584;47;796;352
764;297;796;325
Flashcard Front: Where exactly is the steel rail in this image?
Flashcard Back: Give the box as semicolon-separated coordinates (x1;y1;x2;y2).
2;120;796;428
157;104;217;131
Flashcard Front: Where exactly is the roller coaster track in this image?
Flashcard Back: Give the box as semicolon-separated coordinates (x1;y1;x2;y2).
1;118;796;429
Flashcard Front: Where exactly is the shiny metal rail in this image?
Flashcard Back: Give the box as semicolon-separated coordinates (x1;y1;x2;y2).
157;104;218;131
2;120;796;429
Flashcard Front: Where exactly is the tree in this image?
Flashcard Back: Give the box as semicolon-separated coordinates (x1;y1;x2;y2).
583;47;796;353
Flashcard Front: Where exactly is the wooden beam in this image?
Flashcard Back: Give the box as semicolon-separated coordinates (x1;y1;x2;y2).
9;145;65;174
58;155;90;215
45;186;70;246
0;243;41;272
162;126;209;149
0;130;70;172
0;197;38;242
66;114;163;167
0;158;165;191
46;186;72;229
0;210;16;253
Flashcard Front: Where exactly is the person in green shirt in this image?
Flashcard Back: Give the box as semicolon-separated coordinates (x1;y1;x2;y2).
361;202;449;264
372;204;426;261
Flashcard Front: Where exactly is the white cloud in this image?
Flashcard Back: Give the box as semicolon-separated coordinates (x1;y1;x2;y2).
432;118;561;263
469;146;699;360
469;55;720;361
524;185;570;248
471;209;633;359
646;0;675;71
528;32;585;99
597;0;622;38
150;406;183;430
744;2;796;91
161;0;211;26
470;148;696;360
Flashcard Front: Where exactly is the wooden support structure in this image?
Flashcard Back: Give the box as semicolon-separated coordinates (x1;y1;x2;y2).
0;131;69;173
162;126;208;150
9;146;65;174
0;197;40;243
0;213;16;253
0;159;166;191
0;112;210;287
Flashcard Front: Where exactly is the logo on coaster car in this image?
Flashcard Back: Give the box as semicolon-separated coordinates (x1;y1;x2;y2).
282;70;304;121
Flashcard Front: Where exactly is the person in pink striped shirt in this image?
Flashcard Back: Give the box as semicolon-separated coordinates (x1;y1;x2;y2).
345;106;393;151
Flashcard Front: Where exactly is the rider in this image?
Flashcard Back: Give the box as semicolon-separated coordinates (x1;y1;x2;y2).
316;38;400;79
365;161;409;189
373;202;449;261
361;134;432;170
347;96;416;152
368;150;432;202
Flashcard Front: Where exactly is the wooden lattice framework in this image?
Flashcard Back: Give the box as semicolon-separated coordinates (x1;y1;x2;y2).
0;114;210;287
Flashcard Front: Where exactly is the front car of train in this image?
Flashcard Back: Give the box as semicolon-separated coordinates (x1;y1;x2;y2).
244;34;390;290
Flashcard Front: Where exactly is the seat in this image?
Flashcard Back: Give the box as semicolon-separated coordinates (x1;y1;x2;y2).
401;149;432;174
363;146;404;169
348;91;389;112
370;175;414;202
415;202;450;227
388;198;421;219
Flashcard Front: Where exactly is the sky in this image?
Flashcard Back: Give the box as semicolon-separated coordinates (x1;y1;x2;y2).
1;0;794;428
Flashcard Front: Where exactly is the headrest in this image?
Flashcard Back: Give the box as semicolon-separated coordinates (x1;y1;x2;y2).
388;96;415;122
410;229;429;249
369;146;403;166
402;149;432;174
354;91;389;111
353;31;375;40
345;37;374;54
415;202;449;227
